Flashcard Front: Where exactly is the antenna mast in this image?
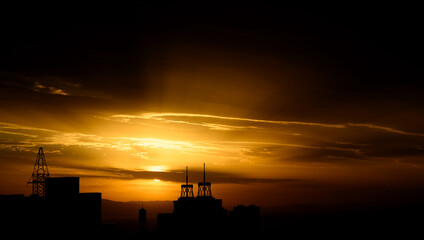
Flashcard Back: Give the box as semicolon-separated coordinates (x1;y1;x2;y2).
180;166;194;198
28;147;50;197
197;163;212;197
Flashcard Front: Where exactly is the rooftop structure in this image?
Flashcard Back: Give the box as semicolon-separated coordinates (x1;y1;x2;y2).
27;147;50;197
197;163;212;198
180;166;194;198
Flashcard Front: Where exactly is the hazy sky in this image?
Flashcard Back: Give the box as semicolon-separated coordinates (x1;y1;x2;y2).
1;4;424;207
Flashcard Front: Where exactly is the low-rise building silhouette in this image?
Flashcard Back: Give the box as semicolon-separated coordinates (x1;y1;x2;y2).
0;177;102;239
229;204;260;234
0;148;105;239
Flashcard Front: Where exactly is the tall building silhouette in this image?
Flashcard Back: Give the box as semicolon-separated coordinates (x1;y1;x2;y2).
172;165;227;227
139;205;147;235
157;164;259;237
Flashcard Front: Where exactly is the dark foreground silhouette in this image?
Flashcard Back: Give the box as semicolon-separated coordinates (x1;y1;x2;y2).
154;165;260;238
0;177;102;239
0;165;262;240
2;191;423;239
1;171;423;239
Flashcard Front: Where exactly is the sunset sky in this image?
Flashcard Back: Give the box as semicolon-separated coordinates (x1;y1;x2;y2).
1;4;424;208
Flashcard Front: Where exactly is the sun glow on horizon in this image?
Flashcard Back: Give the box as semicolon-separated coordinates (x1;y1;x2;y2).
2;109;424;205
146;166;168;172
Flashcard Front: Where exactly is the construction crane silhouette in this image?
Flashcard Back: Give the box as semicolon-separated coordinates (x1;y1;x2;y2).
28;147;50;197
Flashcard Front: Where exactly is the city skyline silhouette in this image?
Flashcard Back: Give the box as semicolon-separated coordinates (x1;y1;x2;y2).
1;151;262;239
1;147;423;239
1;3;424;239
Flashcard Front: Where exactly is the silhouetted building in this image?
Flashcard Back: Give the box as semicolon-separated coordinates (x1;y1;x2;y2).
79;192;102;227
172;194;228;230
157;213;174;232
157;165;227;236
157;164;259;237
45;177;79;199
0;177;102;239
139;206;147;235
229;205;260;234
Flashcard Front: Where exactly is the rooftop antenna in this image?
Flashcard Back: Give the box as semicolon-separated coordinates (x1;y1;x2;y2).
180;166;194;198
197;163;212;197
28;147;50;197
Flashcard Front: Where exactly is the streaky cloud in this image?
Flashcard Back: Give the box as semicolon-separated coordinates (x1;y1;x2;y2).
347;123;424;137
110;113;424;137
125;112;347;128
0;121;58;133
143;113;424;137
51;165;300;184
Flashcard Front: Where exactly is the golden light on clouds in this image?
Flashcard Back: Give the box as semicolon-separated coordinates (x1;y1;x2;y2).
146;166;168;172
1;7;424;231
1;108;424;206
